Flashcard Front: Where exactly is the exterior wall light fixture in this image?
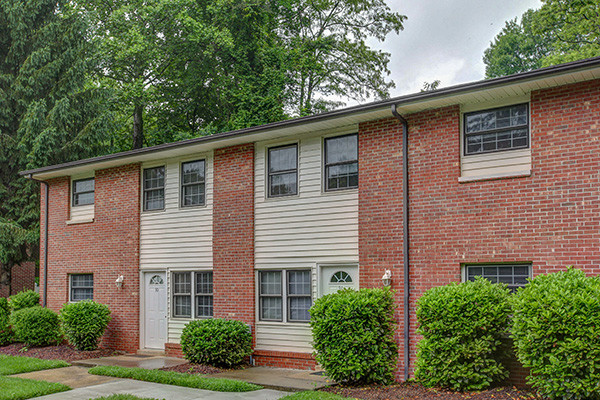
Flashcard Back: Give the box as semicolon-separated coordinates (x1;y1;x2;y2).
382;270;392;287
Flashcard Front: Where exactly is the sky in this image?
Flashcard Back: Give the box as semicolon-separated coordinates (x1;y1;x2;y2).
378;0;543;96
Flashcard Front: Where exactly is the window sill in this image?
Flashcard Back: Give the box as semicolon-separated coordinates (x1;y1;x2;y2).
66;217;95;225
458;170;530;183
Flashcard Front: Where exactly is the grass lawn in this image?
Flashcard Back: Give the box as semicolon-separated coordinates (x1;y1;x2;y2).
90;396;163;400
279;392;349;400
88;365;262;392
0;376;70;400
0;355;69;375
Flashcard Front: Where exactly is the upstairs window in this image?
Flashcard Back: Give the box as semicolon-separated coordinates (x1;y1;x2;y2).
325;134;358;191
464;104;529;156
181;160;206;207
268;144;298;197
466;264;531;292
143;166;165;211
72;178;95;206
70;274;93;301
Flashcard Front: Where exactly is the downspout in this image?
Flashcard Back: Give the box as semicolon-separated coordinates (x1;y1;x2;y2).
391;104;410;381
27;174;49;307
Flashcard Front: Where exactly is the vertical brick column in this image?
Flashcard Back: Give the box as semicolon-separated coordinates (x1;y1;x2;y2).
41;164;141;352
212;144;255;332
358;117;406;378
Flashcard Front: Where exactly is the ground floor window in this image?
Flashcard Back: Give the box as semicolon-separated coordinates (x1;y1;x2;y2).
259;269;312;323
172;271;213;318
465;264;531;291
70;274;93;301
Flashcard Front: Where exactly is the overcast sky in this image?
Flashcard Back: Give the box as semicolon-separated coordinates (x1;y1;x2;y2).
378;0;542;96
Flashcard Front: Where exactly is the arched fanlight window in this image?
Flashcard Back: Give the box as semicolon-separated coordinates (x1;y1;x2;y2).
330;271;352;283
149;275;164;285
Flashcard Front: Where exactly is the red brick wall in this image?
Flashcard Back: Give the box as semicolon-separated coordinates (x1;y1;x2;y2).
0;262;36;298
40;164;141;352
212;144;255;331
358;79;600;382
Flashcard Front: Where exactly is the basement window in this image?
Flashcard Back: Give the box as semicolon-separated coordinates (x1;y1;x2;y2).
465;264;531;291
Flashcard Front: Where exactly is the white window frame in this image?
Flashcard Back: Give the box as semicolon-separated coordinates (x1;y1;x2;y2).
142;166;166;211
258;269;312;323
180;159;206;208
69;274;93;302
171;270;213;319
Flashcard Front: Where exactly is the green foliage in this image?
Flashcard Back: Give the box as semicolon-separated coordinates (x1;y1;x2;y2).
0;355;69;375
0;298;12;346
8;290;39;312
59;301;111;351
310;288;397;385
511;268;600;400
0;376;71;400
180;319;252;367
89;365;262;392
484;1;600;78
415;278;511;391
10;306;61;347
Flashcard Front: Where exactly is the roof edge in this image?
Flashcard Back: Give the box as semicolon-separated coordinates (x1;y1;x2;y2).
21;56;600;177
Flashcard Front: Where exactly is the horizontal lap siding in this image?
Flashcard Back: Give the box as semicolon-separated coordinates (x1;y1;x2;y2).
254;134;358;353
70;204;94;221
461;148;531;177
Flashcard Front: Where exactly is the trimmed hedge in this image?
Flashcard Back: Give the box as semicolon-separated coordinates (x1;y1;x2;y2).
59;301;111;351
512;268;600;400
181;318;252;367
415;278;511;391
310;288;397;385
8;290;39;312
0;298;13;345
10;306;61;347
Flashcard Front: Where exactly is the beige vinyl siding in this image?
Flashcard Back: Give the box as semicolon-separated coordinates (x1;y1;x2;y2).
140;153;213;269
254;132;359;266
254;129;358;353
69;204;94;222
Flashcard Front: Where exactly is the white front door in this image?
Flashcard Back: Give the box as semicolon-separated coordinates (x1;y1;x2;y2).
144;272;167;349
320;266;359;296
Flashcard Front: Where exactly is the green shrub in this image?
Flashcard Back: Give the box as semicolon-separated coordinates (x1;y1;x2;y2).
8;290;40;312
415;278;511;391
310;288;397;385
180;318;252;367
59;301;111;351
10;306;61;347
0;298;13;345
512;268;600;400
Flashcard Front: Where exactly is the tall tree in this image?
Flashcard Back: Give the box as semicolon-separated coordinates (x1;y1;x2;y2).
0;0;115;292
484;0;600;78
277;0;405;115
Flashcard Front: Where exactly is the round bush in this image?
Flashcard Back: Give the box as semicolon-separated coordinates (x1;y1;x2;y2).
0;297;13;345
59;300;111;351
10;306;61;347
415;278;511;391
512;268;600;400
310;288;397;385
181;318;252;367
9;290;40;312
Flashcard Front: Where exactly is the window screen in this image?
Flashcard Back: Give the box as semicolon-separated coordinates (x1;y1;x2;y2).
466;264;531;291
464;104;529;155
72;178;95;206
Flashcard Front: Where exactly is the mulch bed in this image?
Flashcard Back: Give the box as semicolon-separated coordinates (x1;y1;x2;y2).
322;383;538;400
0;343;123;363
159;362;223;375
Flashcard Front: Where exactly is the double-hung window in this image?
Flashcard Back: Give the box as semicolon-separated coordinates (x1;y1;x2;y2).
465;264;531;292
70;274;93;301
181;160;205;207
172;271;213;318
143;166;165;211
268;144;298;197
324;134;358;191
259;270;312;323
72;178;95;206
464;104;529;155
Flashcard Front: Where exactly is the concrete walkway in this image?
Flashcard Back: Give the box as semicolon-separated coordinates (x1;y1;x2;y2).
213;366;331;391
72;354;188;369
30;379;287;399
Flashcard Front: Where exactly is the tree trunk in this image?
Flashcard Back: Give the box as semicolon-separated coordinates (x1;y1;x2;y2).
132;103;144;150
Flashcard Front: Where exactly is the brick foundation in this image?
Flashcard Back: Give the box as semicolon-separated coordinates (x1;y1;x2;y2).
253;350;316;370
